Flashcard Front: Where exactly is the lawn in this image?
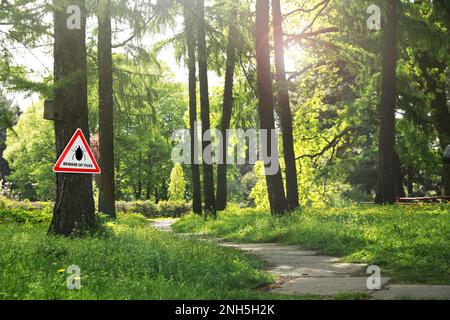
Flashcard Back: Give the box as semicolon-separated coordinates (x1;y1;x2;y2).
173;204;450;285
0;212;280;300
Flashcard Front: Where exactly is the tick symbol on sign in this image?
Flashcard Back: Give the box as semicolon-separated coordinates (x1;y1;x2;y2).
72;146;86;161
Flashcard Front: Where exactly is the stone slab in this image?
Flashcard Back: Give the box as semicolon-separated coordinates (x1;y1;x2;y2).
371;285;450;300
271;277;391;296
222;243;366;277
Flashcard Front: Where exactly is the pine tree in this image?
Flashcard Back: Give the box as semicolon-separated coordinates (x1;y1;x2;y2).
49;0;96;235
196;0;216;216
183;0;202;214
272;0;299;210
375;0;398;205
216;9;237;211
98;0;116;218
255;0;287;215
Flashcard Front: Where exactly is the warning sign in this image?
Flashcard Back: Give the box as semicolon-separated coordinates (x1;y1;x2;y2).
53;128;101;174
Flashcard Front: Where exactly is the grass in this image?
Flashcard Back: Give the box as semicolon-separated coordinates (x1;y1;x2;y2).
0;212;285;300
173;204;450;285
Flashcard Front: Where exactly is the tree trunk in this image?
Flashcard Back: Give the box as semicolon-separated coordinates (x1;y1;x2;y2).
375;0;398;205
418;53;450;197
196;0;216;216
50;0;96;236
272;0;299;210
255;0;287;215
406;166;414;195
216;10;237;212
184;0;202;214
393;151;405;198
98;0;116;218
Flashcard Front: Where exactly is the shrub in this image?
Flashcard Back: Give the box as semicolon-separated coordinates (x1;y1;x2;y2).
0;198;53;223
156;200;191;217
115;201;156;216
0;206;52;224
116;200;191;218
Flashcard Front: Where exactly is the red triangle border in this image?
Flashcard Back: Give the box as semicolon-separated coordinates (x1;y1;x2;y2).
53;129;101;174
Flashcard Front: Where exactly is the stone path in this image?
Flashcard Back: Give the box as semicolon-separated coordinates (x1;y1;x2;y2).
150;219;450;300
150;219;175;232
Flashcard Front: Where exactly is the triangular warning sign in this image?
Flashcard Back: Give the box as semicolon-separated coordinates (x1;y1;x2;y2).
53;129;101;174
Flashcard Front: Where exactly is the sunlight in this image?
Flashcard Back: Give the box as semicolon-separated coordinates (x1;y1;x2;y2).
284;45;305;73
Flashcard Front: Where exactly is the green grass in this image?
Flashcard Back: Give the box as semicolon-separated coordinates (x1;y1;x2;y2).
0;212;285;300
173;204;450;285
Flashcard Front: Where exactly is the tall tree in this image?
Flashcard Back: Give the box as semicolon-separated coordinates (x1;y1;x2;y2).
255;0;287;215
184;0;202;214
196;0;216;215
375;0;398;205
216;9;237;211
271;0;299;210
50;0;96;235
98;0;116;218
418;54;450;196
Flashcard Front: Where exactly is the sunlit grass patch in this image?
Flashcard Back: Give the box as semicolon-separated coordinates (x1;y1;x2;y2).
0;213;279;300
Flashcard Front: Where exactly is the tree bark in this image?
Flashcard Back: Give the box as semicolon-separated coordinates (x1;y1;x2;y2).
196;0;216;216
50;0;96;236
184;0;202;214
255;0;287;215
375;0;398;205
98;0;116;218
406;166;414;196
418;53;450;196
393;151;405;198
216;10;237;212
272;0;299;210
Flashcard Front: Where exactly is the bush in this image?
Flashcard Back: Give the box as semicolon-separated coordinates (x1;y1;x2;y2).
0;198;52;212
0;198;53;223
115;200;157;216
0;206;52;223
156;200;191;217
116;200;191;218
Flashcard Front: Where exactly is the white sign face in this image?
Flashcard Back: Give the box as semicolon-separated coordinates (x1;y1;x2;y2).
53;129;101;174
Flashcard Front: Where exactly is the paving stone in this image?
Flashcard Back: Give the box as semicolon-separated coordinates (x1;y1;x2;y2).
268;258;366;277
222;243;366;277
371;285;450;300
271;277;391;296
222;242;318;254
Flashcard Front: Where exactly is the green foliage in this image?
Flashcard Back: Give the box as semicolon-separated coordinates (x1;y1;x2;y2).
174;204;450;285
249;162;269;209
104;55;186;201
155;200;191;218
1;0;449;206
3;103;55;200
168;164;186;201
115;200;191;218
0;198;52;223
0;213;277;299
115;200;157;216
